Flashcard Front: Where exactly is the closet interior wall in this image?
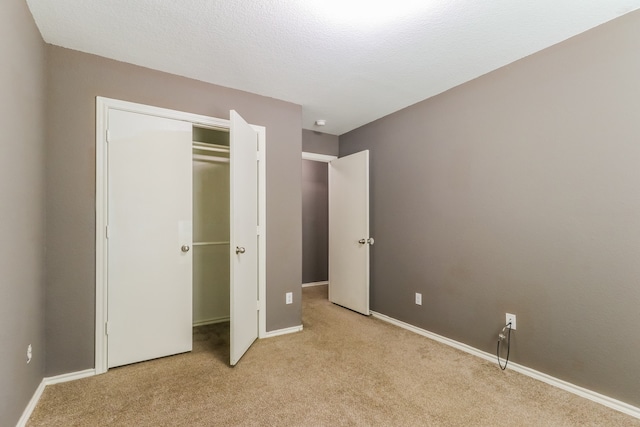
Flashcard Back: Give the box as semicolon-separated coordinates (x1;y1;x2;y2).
192;126;231;326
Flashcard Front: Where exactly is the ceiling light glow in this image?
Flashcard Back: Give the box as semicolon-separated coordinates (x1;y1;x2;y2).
304;0;431;28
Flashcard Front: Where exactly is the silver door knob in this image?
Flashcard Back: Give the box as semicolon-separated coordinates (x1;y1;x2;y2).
181;245;190;253
236;246;246;254
367;237;374;246
359;238;375;245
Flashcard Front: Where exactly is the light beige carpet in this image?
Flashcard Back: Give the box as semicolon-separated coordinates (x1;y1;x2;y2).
28;285;639;426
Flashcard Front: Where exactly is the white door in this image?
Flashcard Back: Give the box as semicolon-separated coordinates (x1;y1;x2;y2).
329;150;371;315
107;109;193;368
229;110;259;366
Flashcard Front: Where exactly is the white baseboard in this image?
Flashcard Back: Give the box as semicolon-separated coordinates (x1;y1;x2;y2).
193;316;230;327
16;380;46;427
44;368;96;386
16;368;96;427
371;311;640;419
302;281;328;288
262;324;303;338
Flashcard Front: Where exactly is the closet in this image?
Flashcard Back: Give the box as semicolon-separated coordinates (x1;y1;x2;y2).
97;98;263;372
192;127;231;327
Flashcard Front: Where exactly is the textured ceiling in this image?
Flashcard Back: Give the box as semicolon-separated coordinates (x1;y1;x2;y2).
26;0;640;135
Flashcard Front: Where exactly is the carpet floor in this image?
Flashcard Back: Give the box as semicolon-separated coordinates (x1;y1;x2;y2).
28;285;639;426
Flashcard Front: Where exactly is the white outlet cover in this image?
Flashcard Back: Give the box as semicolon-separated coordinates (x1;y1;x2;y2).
415;293;422;305
27;344;32;364
286;292;293;304
506;313;517;330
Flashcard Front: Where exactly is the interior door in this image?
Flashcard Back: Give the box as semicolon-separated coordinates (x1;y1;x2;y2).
328;150;371;315
229;110;259;366
107;109;193;368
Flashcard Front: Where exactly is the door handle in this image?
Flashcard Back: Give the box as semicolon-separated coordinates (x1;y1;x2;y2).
236;246;246;254
358;238;374;246
181;245;190;253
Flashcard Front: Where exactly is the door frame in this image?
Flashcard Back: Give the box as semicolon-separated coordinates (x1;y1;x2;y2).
95;97;267;374
301;152;337;288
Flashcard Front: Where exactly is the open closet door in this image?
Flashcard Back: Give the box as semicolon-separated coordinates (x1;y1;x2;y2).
107;109;193;368
229;110;259;366
329;150;371;316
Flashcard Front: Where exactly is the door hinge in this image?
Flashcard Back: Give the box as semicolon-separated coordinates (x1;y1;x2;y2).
257;225;260;236
105;321;110;336
106;129;111;143
257;301;260;311
256;151;260;161
106;225;110;239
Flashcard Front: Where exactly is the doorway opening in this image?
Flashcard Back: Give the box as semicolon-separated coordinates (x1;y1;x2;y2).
301;150;372;317
301;153;336;307
192;126;231;362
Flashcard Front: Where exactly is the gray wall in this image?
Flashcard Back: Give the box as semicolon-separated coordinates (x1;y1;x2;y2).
302;129;339;156
45;46;302;375
302;160;328;283
340;11;640;407
0;0;46;425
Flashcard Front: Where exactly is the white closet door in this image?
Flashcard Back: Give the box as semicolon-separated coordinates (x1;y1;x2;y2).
107;109;193;368
329;150;371;315
229;110;259;366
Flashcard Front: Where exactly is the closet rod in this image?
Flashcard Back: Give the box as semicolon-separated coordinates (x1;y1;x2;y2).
193;143;230;153
193;154;229;163
193;241;230;246
193;141;228;148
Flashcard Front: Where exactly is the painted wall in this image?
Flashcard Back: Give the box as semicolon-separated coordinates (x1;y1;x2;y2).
340;11;640;407
302;129;339;156
45;46;302;376
302;160;329;283
0;0;46;425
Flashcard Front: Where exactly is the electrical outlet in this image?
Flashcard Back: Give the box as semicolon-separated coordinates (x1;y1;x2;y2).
415;293;422;305
27;344;32;364
285;292;293;305
505;313;517;330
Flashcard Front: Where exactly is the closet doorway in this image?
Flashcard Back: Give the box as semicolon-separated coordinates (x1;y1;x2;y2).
95;98;266;374
192;127;231;330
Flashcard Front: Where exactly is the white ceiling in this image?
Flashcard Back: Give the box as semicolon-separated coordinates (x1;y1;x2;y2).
26;0;640;135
